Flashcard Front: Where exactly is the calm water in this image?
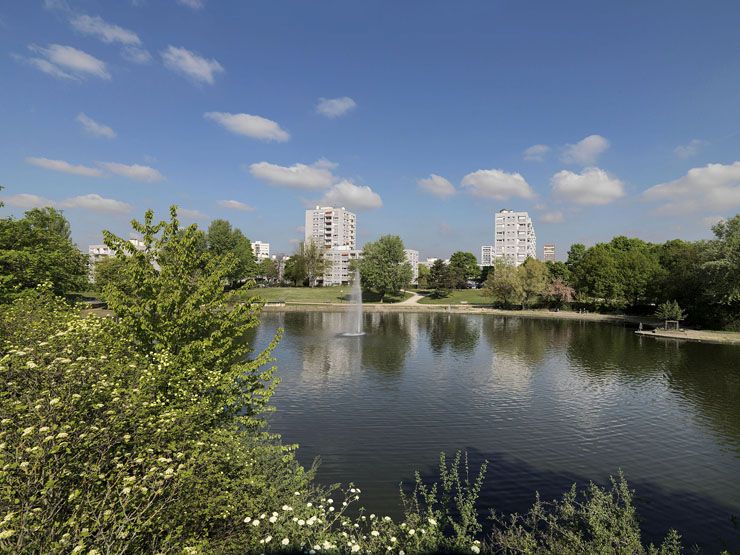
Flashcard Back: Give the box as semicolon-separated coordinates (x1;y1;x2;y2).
253;311;740;552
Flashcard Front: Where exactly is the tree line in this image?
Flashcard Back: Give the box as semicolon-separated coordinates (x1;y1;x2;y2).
1;194;737;328
421;215;739;330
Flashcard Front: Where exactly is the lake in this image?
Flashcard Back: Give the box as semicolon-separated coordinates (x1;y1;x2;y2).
253;311;740;552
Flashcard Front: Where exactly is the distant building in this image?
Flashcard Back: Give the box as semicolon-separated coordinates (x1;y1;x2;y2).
543;244;556;262
305;206;356;250
404;249;419;284
323;246;361;286
494;209;536;266
88;239;145;281
420;257;440;268
304;206;359;286
480;245;494;266
252;241;270;262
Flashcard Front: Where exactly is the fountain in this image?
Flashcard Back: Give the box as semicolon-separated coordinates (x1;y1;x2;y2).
343;268;365;336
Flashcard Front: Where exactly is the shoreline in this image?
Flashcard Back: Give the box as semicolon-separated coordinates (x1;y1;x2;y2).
261;303;740;345
263;302;647;323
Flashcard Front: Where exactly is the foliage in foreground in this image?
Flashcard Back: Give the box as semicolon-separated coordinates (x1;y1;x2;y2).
0;208;692;553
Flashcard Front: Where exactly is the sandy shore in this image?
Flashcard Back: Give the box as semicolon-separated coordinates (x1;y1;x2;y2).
635;328;740;345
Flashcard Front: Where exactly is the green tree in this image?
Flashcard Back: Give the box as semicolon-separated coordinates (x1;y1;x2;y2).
356;235;412;301
546;260;571;283
572;243;623;306
566;243;586;272
0;207;87;301
608;236;662;306
519;257;549;307
92;255;130;295
703;215;740;305
448;251;480;288
428;259;454;297
655;300;687;324
483;259;524;307
284;253;308;286
301;239;329;287
206;219;256;288
417;263;430;288
258;257;279;284
24;206;72;239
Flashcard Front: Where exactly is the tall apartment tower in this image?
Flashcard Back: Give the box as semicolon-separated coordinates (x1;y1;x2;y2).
304;206;356;249
543;244;556;262
493;209;536;266
304;206;358;286
480;245;494;267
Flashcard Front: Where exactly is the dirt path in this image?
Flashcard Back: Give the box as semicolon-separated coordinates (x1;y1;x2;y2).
398;290;425;305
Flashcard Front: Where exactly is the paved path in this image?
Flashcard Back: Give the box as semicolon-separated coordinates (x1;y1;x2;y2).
398;290;425;305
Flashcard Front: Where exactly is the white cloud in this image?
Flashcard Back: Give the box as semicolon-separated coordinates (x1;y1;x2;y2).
177;0;204;9
561;134;609;165
77;113;116;139
320;180;382;210
161;46;223;84
43;0;70;12
1;193;55;209
642;161;740;214
218;199;255;211
316;97;357;118
121;46;152;64
21;56;75;80
249;160;335;189
205;112;289;142
70;14;140;45
674;139;707;159
541;211;564;223
551;167;625;205
59;193;131;213
97;162;164;182
417;174;456;198
523;144;550;162
27;44;110;80
179;208;207;220
25;157;103;177
461;169;535;200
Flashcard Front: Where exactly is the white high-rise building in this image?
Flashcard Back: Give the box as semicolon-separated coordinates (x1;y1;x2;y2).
252;241;270;261
305;206;356;249
304;206;358;286
543;244;556;262
493;209;536;266
480;245;494;266
404;249;419;284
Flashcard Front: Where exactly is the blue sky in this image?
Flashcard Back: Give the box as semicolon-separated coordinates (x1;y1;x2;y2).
1;0;739;260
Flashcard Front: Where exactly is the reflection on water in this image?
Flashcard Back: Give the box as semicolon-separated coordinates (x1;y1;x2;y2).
255;311;740;552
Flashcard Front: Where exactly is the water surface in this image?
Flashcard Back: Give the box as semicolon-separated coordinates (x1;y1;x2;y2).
253;311;740;552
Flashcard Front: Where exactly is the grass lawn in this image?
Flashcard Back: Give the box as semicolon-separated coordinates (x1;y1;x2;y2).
243;286;411;304
417;289;494;305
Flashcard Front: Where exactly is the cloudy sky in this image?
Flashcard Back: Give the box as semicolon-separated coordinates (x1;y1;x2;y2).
1;1;739;259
